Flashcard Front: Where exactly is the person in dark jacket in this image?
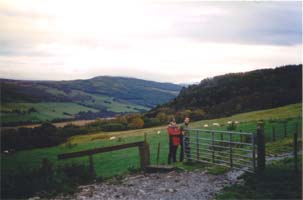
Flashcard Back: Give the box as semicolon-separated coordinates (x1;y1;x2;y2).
180;117;191;161
167;118;180;164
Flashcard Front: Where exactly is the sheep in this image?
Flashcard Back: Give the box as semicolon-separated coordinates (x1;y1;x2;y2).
212;122;220;126
109;136;116;140
203;124;209;128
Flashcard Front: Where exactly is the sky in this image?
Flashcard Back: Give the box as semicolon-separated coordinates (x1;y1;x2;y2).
0;0;302;84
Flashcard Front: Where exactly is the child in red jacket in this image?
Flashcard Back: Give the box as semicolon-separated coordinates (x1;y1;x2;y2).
167;118;180;164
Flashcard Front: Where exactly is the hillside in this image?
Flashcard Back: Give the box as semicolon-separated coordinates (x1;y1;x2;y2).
0;76;182;125
146;64;302;120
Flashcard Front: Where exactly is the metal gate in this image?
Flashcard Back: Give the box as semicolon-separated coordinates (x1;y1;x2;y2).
183;128;255;173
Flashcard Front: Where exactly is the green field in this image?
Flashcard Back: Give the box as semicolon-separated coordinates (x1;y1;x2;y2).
0;102;99;123
2;103;302;180
0;93;150;124
82;93;149;113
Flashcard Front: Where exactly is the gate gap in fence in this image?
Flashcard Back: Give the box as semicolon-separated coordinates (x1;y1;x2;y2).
184;128;257;173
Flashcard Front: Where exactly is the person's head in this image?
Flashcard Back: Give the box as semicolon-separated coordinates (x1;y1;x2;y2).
170;118;177;126
184;117;190;124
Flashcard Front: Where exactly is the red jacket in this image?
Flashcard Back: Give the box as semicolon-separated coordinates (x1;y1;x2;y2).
167;125;181;146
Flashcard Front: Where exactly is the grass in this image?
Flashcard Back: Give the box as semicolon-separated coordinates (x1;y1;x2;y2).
216;156;302;200
1;102;99;123
81;93;149;113
1;102;302;197
266;136;302;156
2;103;301;179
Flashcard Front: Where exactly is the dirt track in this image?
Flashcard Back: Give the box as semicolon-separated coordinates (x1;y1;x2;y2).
53;169;244;200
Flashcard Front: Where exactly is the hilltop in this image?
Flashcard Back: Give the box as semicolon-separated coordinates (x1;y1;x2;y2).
147;64;302;121
0;76;182;125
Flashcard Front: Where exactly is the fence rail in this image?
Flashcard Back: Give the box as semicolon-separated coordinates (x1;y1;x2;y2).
58;141;150;177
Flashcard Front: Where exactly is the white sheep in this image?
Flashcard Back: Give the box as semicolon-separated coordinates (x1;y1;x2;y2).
203;124;209;128
109;136;116;140
212;122;220;126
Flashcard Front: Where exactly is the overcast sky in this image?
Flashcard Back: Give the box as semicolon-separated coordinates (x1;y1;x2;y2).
0;0;301;84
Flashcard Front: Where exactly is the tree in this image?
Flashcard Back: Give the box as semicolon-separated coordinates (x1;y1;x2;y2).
128;117;144;129
156;112;167;123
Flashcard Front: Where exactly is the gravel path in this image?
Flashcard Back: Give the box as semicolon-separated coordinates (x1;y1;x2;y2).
53;169;244;200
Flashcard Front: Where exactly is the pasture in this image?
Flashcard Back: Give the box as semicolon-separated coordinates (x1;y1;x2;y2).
2;103;302;179
1;102;99;124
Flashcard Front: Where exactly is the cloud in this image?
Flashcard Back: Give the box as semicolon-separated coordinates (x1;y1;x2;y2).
0;1;301;83
171;1;302;45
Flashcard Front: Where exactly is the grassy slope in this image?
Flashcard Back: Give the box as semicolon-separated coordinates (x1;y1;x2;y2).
1;102;99;123
2;103;302;179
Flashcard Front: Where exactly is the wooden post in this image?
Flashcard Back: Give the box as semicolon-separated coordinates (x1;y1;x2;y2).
211;132;215;163
284;122;287;137
256;121;265;173
88;155;95;178
221;133;224;145
143;133;150;165
138;142;150;169
272;126;276;142
252;133;256;172
294;123;298;174
294;123;299;198
229;133;233;168
156;142;161;165
196;131;199;160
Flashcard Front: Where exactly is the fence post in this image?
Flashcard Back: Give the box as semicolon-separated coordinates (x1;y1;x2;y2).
88;155;95;178
256;121;265;173
229;133;233;168
294;123;299;198
139;142;150;169
272;126;276;142
252;133;256;172
196;131;199;160
284;122;287;137
294;123;298;174
211;132;215;163
156;142;161;165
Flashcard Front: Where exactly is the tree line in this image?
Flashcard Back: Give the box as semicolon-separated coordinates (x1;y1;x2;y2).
146;64;302;120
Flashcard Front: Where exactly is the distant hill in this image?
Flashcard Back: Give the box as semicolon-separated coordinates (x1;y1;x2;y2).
0;76;182;125
146;64;302;121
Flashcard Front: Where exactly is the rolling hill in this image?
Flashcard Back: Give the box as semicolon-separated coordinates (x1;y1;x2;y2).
146;64;302;120
0;76;182;125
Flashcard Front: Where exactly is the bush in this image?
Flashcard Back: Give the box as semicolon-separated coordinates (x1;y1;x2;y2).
1;160;92;199
101;122;127;131
144;117;161;128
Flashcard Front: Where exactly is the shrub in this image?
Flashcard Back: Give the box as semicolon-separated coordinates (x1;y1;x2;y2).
1;160;92;199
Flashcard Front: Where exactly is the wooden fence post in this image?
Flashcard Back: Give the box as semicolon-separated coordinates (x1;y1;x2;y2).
256;121;265;173
138;142;150;169
272;126;276;142
294;123;298;174
294;123;299;198
211;132;215;163
156;142;161;165
229;133;233;168
88;155;95;178
284;122;287;137
196;131;199;160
